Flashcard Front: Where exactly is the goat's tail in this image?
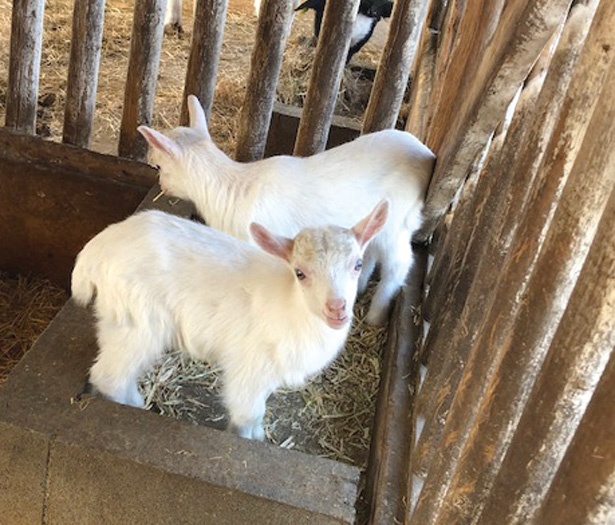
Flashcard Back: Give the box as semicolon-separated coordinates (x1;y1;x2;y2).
71;249;96;307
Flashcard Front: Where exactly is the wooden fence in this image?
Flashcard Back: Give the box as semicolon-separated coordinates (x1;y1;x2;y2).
3;0;614;523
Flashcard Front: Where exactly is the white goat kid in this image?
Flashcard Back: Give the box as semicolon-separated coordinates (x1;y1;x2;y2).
165;0;184;31
72;202;388;440
165;0;269;32
138;96;435;325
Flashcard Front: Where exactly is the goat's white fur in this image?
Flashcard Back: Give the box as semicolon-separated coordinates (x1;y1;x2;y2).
138;96;435;325
165;0;275;29
72;202;388;439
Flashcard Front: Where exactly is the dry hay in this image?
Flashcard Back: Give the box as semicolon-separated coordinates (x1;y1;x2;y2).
0;273;68;385
0;0;383;155
140;283;387;469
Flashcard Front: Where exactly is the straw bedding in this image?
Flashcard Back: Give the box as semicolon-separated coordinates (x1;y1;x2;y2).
0;0;389;467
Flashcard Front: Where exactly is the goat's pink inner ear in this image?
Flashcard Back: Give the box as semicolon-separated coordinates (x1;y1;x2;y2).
250;223;294;262
137;126;180;159
353;199;389;247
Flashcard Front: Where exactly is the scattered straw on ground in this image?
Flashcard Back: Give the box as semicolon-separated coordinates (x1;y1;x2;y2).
140;283;387;469
0;273;68;385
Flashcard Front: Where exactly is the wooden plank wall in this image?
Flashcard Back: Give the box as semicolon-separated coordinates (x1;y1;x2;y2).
408;0;615;522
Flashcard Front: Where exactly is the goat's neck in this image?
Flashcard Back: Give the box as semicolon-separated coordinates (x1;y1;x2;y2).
187;145;259;236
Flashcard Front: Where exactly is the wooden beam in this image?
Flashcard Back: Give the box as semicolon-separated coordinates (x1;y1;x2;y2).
363;247;426;524
5;0;45;134
293;0;360;157
417;0;572;241
410;1;615;520
235;0;294;161
0;130;155;287
362;0;430;133
63;0;106;148
477;181;615;525
119;0;166;161
536;344;615;525
180;0;228;126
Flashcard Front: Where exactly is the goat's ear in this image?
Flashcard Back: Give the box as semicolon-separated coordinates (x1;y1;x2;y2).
250;223;294;262
137;126;181;159
352;199;389;247
187;95;211;139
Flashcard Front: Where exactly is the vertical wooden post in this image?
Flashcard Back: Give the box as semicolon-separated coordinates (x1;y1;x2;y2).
477;183;615;525
119;0;167;161
364;248;426;524
5;0;45;134
536;347;615;525
293;0;360;157
235;0;294;162
180;0;228;126
362;0;430;133
416;0;572;242
63;0;106;148
410;1;615;520
405;0;450;140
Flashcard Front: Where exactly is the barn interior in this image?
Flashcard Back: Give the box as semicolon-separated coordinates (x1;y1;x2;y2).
1;0;614;524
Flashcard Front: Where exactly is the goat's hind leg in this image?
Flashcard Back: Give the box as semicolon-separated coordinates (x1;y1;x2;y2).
89;320;164;408
366;237;413;326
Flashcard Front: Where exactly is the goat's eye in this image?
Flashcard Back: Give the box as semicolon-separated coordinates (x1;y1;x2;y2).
354;259;363;272
295;269;306;281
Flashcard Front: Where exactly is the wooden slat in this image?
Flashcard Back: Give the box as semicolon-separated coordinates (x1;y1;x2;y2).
477;179;615;525
412;73;541;479
362;0;430;133
433;35;615;524
409;2;615;520
418;0;473;141
118;0;167;160
5;0;45;134
405;0;449;140
63;0;106;148
293;0;360;157
536;345;615;525
180;0;228;125
414;1;592;459
363;247;426;525
416;0;571;241
235;0;294;161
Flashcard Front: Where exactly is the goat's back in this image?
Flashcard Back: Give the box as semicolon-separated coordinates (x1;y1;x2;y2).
250;129;434;238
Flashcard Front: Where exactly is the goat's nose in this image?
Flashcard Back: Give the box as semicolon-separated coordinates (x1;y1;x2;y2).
326;298;346;312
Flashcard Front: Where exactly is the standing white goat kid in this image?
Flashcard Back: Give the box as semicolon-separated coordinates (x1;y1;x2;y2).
138;96;434;325
72;202;388;440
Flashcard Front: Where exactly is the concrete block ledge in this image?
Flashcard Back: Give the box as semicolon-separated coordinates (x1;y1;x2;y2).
0;297;359;524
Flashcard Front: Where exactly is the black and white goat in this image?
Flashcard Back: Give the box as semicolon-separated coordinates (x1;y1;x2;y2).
295;0;394;62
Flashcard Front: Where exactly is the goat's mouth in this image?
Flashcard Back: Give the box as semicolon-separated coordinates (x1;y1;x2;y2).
324;313;349;329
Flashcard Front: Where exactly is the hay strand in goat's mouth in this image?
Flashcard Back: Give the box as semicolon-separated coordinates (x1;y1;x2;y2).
140;283;387;469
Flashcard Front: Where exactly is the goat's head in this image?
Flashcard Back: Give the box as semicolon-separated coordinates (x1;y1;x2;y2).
137;96;215;201
250;200;389;329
